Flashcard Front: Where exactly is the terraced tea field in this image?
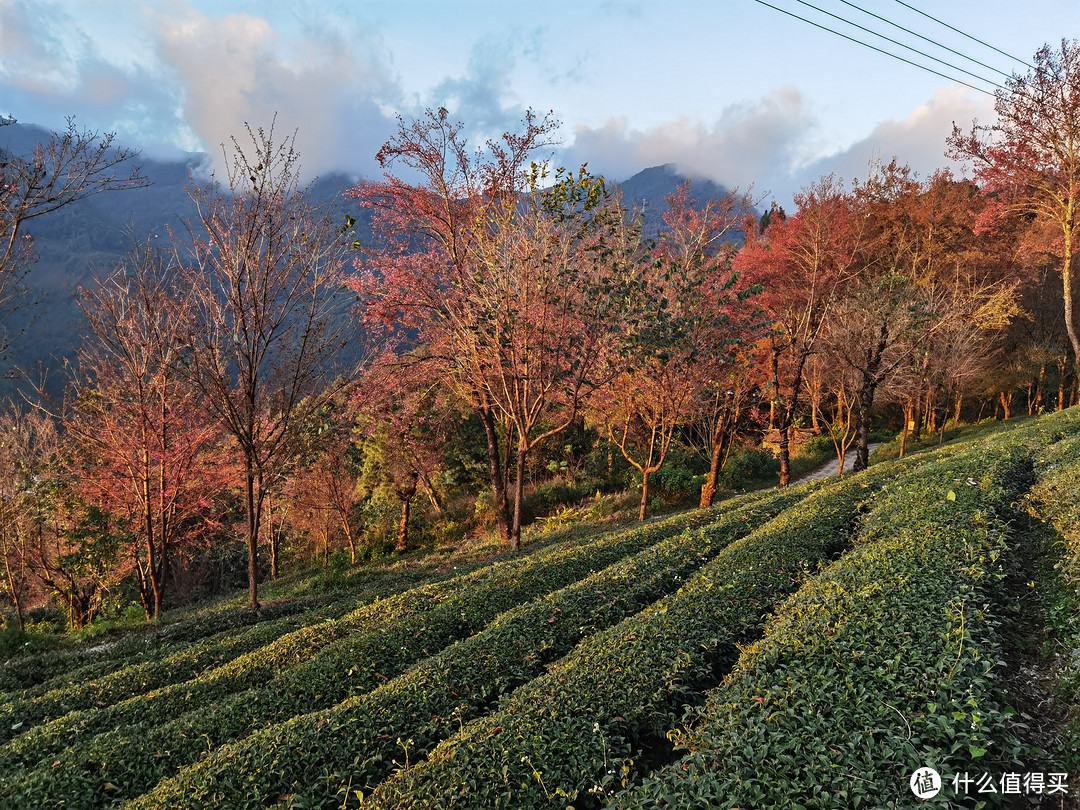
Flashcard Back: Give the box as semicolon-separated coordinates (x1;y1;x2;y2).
2;410;1079;808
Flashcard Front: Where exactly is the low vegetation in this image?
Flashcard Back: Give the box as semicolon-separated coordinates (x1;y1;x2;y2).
0;409;1074;809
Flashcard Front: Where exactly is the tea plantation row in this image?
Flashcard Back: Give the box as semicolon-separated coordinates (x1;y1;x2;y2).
0;409;1076;808
0;494;770;806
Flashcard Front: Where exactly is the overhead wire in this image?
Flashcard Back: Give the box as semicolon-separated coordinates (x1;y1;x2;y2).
833;0;1014;80
892;0;1033;69
748;0;998;97
788;0;1006;90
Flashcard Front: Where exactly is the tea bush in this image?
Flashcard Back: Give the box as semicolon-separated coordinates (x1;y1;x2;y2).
607;438;1038;809
0;499;752;807
128;487;812;810
366;467;900;809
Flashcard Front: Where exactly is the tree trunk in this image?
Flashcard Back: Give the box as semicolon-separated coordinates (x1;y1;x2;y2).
1062;223;1080;369
772;347;803;489
925;388;938;434
3;554;24;631
141;459;163;620
267;490;279;581
699;390;735;508
909;392;923;442
1000;391;1013;421
1058;356;1068;411
900;399;913;459
853;385;872;472
479;407;511;545
778;424;792;488
638;469;651;522
1035;364;1046;413
396;494;412;553
244;460;260;611
342;518;358;565
853;321;889;473
510;448;527;551
133;557;152;621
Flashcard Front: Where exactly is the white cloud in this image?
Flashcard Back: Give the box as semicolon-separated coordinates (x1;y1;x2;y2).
560;87;815;201
153;2;401;181
789;85;995;202
558;84;996;206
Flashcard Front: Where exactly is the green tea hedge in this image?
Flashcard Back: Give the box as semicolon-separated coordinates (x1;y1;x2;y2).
127;487;811;810
0;499;748;808
0;610;328;742
607;439;1037;809
0;594;318;698
366;468;896;809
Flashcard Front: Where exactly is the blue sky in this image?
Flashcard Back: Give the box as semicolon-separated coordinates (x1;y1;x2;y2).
0;0;1075;206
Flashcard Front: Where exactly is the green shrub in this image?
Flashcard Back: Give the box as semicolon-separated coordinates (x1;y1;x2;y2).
719;448;779;489
607;437;1041;809
366;467;901;809
0;500;751;807
127;486;810;810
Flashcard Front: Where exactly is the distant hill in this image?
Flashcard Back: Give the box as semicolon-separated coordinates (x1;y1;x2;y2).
614;163;745;237
0;123;744;404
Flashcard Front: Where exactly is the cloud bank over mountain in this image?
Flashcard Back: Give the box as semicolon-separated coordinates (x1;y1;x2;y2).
562;84;992;206
0;0;1000;204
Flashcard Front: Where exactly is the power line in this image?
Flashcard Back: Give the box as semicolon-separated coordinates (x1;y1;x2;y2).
789;0;1005;90
892;0;1033;69
749;0;997;97
834;0;1013;81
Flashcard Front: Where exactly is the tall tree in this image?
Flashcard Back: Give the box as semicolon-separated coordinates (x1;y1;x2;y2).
734;176;866;486
592;182;761;521
354;353;457;553
948;39;1080;368
0;408;53;629
352;109;632;548
176;123;351;610
858;165;1020;449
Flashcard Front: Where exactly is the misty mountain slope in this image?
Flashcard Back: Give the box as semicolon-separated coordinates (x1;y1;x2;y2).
1;123;743;404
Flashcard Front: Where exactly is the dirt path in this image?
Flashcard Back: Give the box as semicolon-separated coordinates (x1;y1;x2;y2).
790;443;881;485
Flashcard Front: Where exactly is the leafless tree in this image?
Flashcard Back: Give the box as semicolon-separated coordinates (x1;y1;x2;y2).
175;122;353;610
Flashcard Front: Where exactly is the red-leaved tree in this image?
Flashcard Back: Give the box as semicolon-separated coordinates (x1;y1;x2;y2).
948;39;1080;369
65;243;227;618
352;109;633;548
592;182;763;519
734;176;866;485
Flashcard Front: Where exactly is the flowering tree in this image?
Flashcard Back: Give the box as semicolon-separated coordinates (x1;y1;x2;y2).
352;109;632;548
0;408;53;628
281;399;365;566
593;183;762;519
734;176;866;485
948;39;1080;369
352;352;459;552
64;243;226;618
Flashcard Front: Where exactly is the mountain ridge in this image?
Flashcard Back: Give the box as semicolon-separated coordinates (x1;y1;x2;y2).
1;123;744;402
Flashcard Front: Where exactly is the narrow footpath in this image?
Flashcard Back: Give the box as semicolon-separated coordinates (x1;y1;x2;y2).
790;443;882;486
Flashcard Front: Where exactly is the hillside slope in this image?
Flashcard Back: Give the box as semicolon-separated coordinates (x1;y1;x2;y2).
0;412;1076;808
